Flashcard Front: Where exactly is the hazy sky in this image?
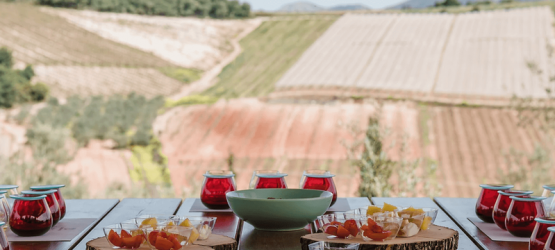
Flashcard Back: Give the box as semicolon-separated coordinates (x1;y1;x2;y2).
241;0;407;11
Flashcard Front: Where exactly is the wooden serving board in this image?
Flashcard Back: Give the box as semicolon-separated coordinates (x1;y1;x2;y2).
87;234;237;250
301;225;459;250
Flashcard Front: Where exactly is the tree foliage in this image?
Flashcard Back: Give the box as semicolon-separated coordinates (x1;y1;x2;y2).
0;47;48;108
35;0;251;18
435;0;461;7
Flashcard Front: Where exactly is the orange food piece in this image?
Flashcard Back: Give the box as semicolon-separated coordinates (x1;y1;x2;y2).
108;229;123;247
343;219;359;236
148;231;159;245
365;230;393;241
121;230;132;238
367;218;377;227
155;236;174;250
330;221;342;225
360;225;369;230
134;235;143;248
336;225;351;238
325;226;338;236
121;237;136;248
168;235;181;250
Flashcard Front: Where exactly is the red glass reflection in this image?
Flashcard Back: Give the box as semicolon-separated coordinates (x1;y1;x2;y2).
53;190;66;220
506;197;546;237
9;196;53;236
476;184;512;223
255;177;287;189
493;190;531;230
23;192;61;226
302;177;337;207
201;177;236;209
529;218;555;250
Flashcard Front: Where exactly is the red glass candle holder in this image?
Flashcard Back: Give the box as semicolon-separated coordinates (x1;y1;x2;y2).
529;218;555;250
543;227;555;250
0;222;8;250
476;184;513;223
506;196;547;237
9;194;53;236
30;184;66;220
301;172;337;207
22;190;61;226
201;171;236;209
493;190;532;230
255;173;288;189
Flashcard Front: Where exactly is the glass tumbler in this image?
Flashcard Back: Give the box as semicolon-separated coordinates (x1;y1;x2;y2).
542;185;555;198
0;191;10;229
0;222;8;250
104;223;149;249
301;171;337;207
200;171;236;209
249;170;280;189
9;194;53;236
506;196;547;237
22;190;62;226
476;184;513;223
548;191;555;219
529;217;555;250
254;173;288;189
0;185;19;196
493;190;533;230
30;184;66;220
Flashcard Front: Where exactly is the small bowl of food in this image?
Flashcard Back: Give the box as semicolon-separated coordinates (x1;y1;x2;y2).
104;224;148;249
142;224;194;250
321;214;365;239
360;215;402;241
134;215;177;229
397;207;439;232
172;216;217;242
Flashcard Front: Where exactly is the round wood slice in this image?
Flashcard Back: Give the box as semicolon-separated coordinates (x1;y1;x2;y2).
301;225;459;250
87;234;237;250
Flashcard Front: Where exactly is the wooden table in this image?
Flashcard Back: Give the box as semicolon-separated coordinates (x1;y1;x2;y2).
7;197;526;250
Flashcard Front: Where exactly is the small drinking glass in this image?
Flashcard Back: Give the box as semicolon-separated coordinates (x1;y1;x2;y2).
315;214;336;232
548;191;555;219
543;226;555;250
493;190;533;230
506;196;547;237
104;223;148;249
134;214;176;228
22;190;62;226
0;191;10;228
200;171;236;209
9;194;53;236
308;241;360;250
142;224;193;249
254;172;288;189
0;222;8;250
542;185;555;198
30;184;66;220
360;216;402;241
249;170;280;189
301;171;337;207
476;184;513;223
0;185;19;196
529;218;555;250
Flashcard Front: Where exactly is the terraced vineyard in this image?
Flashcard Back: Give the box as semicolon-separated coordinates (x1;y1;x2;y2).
274;7;555;103
158;99;554;197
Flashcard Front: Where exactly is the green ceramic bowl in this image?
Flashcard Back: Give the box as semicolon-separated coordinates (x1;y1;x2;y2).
226;189;332;231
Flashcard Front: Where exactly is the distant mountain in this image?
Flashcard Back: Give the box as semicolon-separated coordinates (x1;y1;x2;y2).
387;0;540;9
328;4;370;11
278;1;325;12
278;1;370;12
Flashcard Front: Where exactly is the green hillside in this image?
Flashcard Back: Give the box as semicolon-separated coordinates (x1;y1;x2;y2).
203;17;338;98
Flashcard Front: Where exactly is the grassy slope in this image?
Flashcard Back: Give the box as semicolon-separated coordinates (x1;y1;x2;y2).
203;17;338;98
0;2;173;67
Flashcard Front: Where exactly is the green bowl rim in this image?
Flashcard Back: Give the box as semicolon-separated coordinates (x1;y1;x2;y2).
226;189;333;201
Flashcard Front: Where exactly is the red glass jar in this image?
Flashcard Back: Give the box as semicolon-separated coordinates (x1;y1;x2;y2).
9;194;53;236
301;172;337;207
506;196;547;237
529;218;555;250
0;222;8;250
476;184;513;223
31;184;66;220
201;171;236;209
255;173;288;189
22;190;61;226
543;227;555;250
493;190;532;230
